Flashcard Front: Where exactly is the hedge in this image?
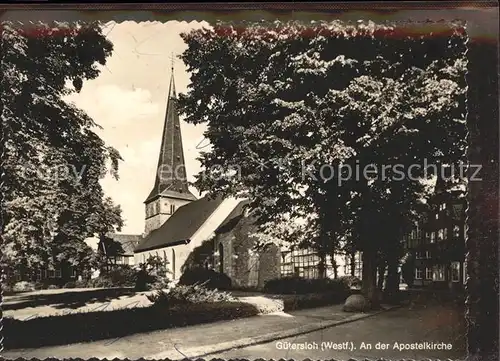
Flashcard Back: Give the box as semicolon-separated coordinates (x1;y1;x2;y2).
281;291;350;311
3;302;259;350
263;276;350;295
178;268;232;290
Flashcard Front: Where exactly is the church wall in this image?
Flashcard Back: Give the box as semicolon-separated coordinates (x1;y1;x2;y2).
216;214;281;289
258;245;281;288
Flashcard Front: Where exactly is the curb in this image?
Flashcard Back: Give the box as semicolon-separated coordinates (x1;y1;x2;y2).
146;305;401;360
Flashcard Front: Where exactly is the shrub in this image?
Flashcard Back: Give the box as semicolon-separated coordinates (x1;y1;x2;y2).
282;292;349;311
178;268;232;290
135;256;170;291
338;275;362;289
47;284;59;290
105;265;137;287
147;284;236;307
34;282;48;290
75;279;89;288
12;281;36;292
263;277;350;295
88;276;114;288
63;281;77;289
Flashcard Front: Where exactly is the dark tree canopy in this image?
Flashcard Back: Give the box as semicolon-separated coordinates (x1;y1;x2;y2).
2;22;123;275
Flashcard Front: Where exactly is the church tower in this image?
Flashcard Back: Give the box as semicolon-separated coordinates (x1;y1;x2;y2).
144;62;197;235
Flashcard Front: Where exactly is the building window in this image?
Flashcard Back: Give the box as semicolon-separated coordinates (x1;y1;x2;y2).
36;269;42;280
435;213;439;220
170;204;176;214
430;232;435;243
48;269;55;278
433;265;445;281
439;203;446;211
451;262;460;282
425;267;433;280
55;268;62;278
443;228;448;241
415;268;423;280
72;267;77;277
453;225;460;238
437;229;444;241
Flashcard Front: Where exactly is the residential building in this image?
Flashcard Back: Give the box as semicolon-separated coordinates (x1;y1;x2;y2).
403;173;466;291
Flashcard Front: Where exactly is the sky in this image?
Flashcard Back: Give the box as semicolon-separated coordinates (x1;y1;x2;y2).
66;21;210;235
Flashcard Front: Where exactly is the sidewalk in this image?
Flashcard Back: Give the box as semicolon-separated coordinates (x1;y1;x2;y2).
1;304;396;360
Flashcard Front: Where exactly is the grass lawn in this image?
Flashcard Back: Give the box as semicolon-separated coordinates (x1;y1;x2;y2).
2;287;155;320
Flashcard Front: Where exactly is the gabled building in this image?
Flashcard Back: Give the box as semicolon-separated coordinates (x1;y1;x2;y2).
104;234;142;266
403;171;466;290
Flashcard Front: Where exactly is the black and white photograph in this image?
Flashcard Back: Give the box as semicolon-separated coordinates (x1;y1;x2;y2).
1;4;498;361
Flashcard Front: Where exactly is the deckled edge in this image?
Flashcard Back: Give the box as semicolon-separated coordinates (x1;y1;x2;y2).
0;17;472;361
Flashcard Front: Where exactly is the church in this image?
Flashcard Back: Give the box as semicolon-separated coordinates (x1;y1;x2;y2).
116;66;358;288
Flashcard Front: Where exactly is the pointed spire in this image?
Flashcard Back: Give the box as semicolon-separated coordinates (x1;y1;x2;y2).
168;52;176;98
144;56;196;204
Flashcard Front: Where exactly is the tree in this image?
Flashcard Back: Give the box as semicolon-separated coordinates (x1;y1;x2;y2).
178;21;467;307
1;22;123;279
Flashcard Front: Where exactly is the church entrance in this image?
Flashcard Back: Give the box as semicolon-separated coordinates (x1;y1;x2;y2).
218;243;224;274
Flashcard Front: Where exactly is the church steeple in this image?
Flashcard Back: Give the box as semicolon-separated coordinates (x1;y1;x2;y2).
144;58;196;234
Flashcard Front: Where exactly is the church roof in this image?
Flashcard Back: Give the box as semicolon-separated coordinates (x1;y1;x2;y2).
144;67;196;203
106;233;143;256
134;195;225;253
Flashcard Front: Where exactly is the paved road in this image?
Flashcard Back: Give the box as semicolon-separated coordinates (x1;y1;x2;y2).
209;304;466;360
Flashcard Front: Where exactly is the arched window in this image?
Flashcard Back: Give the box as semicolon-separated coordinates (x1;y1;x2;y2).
171;249;176;279
218;243;224;274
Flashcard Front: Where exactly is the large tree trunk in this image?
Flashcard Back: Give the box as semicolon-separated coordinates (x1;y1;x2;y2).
377;262;386;291
317;251;327;279
350;252;356;276
384;255;401;304
330;254;338;279
361;248;380;309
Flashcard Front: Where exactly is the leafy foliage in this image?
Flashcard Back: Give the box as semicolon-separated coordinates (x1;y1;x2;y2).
1;22;123;278
263;276;350;295
178;21;467;305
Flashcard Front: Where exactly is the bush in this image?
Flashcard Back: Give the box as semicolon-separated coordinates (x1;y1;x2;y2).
135;256;170;291
178;268;232;290
88;276;114;288
147;284;235;307
282;292;349;311
3;301;259;349
12;281;36;292
63;281;77;289
263;277;350;295
47;284;59;290
75;279;89;288
338;275;362;289
106;265;137;287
